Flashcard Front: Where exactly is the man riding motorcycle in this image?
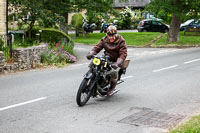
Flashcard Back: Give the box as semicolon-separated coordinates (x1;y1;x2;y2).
86;26;127;96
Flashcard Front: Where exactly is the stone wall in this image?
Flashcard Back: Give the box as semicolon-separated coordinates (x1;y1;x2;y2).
0;44;48;74
0;51;5;73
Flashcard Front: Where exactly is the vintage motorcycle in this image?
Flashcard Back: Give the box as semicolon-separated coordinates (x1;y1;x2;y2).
76;55;130;106
100;19;118;33
82;19;96;33
100;19;110;33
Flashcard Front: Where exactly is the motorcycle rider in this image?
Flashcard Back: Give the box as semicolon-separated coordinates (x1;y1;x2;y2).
86;25;127;96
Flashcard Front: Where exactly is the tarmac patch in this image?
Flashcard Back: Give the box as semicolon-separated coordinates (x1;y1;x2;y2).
118;109;186;129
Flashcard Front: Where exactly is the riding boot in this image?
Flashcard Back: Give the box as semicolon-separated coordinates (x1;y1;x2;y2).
108;78;117;96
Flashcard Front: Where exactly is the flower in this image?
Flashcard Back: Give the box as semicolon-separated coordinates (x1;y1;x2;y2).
56;42;60;48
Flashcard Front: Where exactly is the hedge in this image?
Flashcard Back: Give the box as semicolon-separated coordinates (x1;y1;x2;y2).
39;28;74;45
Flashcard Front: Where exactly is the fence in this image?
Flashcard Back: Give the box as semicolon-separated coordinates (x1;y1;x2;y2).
0;34;12;59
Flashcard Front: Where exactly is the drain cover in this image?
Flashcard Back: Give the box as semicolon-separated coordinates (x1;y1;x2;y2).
118;110;185;129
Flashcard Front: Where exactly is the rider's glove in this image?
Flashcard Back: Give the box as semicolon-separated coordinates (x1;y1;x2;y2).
112;58;124;69
86;51;95;60
86;54;92;60
112;62;119;69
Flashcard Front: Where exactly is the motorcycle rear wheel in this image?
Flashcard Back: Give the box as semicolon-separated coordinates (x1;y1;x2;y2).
76;79;92;106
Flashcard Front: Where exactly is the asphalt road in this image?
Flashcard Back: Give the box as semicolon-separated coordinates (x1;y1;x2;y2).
0;44;200;133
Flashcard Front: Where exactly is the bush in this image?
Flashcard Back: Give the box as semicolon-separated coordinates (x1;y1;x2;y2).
120;7;132;29
40;28;73;45
0;37;4;51
12;38;39;49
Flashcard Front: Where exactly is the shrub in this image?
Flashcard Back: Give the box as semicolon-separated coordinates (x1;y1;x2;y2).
120;7;132;29
40;28;73;45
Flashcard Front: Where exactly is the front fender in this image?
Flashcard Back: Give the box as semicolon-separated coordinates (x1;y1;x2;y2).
84;72;93;79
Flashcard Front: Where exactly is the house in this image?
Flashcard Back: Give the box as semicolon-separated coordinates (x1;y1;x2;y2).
113;0;151;10
0;0;7;34
113;0;151;19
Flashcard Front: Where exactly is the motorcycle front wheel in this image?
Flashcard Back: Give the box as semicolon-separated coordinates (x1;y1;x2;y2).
76;78;92;106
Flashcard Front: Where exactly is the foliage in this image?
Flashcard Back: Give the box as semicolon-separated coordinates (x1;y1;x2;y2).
12;38;39;49
170;115;200;133
71;14;84;29
119;7;144;29
8;0;77;36
40;28;73;45
0;37;4;51
120;7;132;29
146;0;200;23
41;42;77;66
78;0;117;28
8;0;121;35
8;0;44;37
145;0;200;42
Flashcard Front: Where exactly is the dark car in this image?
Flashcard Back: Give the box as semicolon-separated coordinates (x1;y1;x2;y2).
137;19;169;33
180;19;200;31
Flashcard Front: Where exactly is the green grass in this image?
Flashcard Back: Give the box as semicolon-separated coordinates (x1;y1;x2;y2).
73;32;161;46
154;32;200;46
73;33;106;44
170;115;200;133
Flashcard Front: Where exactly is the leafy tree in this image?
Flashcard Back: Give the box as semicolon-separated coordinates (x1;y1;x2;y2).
8;0;128;38
146;0;200;42
43;0;76;33
77;0;117;23
71;13;84;36
8;0;44;37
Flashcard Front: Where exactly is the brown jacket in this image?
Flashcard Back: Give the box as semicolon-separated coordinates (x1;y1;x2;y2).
90;35;127;66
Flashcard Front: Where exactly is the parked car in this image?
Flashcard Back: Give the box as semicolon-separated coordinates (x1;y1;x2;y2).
137;19;169;33
180;19;200;31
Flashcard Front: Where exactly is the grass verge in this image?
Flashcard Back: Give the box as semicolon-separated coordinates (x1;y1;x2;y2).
73;32;161;46
73;32;200;47
153;32;200;47
170;115;200;133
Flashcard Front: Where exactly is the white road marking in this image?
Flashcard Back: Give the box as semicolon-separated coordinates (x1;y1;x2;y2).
71;62;90;67
184;58;200;64
127;56;134;58
121;76;133;80
153;65;178;73
74;48;87;50
71;64;83;67
0;97;47;111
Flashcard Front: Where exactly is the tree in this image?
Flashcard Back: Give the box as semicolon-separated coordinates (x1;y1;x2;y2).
9;0;117;36
43;0;77;33
77;0;115;23
146;0;200;42
71;13;84;36
9;0;45;38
